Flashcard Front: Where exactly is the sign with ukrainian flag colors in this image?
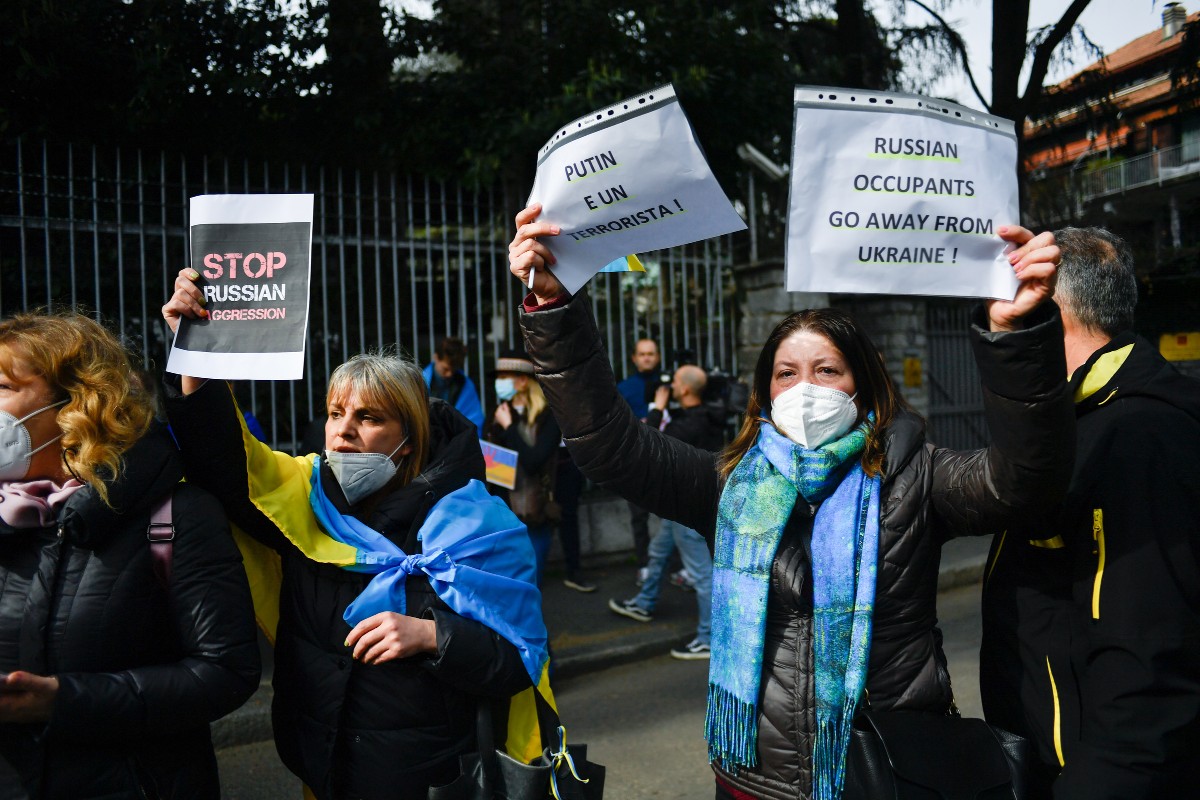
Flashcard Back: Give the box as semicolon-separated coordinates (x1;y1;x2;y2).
527;84;746;295
481;440;519;490
598;254;646;274
787;87;1019;300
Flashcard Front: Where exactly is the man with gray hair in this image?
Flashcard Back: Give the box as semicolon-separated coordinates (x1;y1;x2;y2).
979;227;1200;799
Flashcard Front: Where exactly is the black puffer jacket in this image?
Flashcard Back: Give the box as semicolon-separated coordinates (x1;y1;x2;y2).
0;424;261;799
521;293;1074;800
165;380;532;800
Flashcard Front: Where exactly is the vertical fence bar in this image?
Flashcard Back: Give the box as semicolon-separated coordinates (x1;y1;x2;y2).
439;179;451;338
455;182;467;342
424;176;434;351
389;174;401;348
301;164;316;427
354;169;366;351
68;144;77;307
372;171;383;348
337;168;348;363
320;167;332;390
42;141;52;309
17;140;28;309
115;147;126;329
137;150;150;364
407;175;419;359
159;152;169;348
472;185;484;399
91;146;101;316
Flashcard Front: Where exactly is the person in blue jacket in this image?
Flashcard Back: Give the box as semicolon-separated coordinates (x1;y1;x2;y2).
422;336;484;436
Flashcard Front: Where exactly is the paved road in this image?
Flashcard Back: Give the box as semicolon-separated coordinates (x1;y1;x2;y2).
218;582;986;798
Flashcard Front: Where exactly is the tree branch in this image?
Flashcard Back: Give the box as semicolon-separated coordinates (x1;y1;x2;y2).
907;0;989;109
1022;0;1093;105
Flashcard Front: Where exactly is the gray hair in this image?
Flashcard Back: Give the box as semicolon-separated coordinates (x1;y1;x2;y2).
1054;226;1138;336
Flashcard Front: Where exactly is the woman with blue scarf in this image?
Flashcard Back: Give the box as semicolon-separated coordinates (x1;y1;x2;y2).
508;206;1074;800
162;273;550;800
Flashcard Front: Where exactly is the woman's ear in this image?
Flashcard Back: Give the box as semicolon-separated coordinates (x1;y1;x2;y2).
513;374;531;392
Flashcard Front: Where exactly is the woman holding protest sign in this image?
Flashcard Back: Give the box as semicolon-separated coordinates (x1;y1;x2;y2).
508;203;1073;800
0;310;260;799
161;272;553;800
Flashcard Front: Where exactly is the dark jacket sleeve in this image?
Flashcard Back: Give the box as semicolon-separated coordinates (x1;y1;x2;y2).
50;485;261;739
163;376;293;554
928;303;1076;539
420;607;533;698
1054;402;1200;800
520;292;721;536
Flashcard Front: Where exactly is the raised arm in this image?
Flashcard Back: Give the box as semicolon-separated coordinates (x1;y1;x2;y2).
930;226;1075;537
510;205;721;535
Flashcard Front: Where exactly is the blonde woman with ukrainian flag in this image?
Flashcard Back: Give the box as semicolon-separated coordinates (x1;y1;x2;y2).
163;269;555;800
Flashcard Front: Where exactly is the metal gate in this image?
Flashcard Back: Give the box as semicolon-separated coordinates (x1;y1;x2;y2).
926;299;988;450
0;139;737;450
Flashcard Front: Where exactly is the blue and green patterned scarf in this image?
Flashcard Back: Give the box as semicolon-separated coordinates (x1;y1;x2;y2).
705;421;880;800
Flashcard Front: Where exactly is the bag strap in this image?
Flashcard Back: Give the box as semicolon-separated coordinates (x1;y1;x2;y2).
147;489;175;589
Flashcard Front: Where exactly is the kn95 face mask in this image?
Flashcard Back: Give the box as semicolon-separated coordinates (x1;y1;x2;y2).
770;382;858;450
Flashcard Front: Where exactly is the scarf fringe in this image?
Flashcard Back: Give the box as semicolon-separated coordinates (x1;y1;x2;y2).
705;682;759;768
812;697;859;800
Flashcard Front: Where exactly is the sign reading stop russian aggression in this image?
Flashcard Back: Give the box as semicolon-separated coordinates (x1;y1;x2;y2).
786;87;1020;300
167;194;314;380
527;84;746;295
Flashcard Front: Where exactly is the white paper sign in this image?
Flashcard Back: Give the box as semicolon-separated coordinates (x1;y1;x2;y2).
527;84;746;295
786;87;1019;300
167;194;314;380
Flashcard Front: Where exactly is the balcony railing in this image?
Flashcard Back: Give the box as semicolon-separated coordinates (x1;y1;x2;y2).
1079;140;1200;201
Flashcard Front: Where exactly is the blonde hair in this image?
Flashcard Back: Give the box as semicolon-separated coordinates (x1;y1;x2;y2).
0;311;155;504
326;350;430;487
521;378;548;425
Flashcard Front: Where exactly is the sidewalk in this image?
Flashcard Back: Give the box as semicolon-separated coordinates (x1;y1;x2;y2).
211;535;992;748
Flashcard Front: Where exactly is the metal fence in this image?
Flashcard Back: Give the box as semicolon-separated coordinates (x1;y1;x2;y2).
0;139;738;450
926;299;988;451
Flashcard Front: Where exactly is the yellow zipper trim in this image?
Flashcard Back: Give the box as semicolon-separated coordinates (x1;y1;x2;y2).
1092;509;1106;620
1046;656;1065;767
1029;535;1065;549
984;530;1007;587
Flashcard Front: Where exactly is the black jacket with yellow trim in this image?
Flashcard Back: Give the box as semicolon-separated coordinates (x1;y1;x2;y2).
980;332;1200;799
165;380;532;800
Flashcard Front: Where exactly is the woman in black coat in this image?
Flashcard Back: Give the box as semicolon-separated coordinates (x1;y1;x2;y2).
508;205;1075;800
162;273;538;800
0;311;260;799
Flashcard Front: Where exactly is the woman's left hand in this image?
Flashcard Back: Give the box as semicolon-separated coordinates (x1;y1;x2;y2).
0;671;59;723
345;612;437;665
987;226;1060;332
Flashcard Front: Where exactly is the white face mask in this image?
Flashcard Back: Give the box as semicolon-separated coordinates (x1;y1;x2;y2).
0;399;68;482
324;436;408;505
770;382;858;450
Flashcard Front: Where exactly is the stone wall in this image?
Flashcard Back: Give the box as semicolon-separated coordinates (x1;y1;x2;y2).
731;259;931;417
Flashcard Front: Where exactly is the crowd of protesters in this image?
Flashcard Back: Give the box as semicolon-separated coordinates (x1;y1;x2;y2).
0;202;1195;800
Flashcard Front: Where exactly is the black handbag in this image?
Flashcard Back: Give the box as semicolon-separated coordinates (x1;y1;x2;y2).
842;709;1031;800
429;692;605;800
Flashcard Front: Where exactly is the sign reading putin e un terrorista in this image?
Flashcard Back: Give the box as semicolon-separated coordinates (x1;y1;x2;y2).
167;194;314;380
526;84;746;295
786;87;1020;300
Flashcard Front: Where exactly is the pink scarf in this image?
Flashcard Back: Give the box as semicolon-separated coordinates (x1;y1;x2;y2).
0;478;86;528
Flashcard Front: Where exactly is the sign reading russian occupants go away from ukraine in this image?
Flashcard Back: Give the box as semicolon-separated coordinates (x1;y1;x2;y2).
167;194;314;380
786;87;1020;300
